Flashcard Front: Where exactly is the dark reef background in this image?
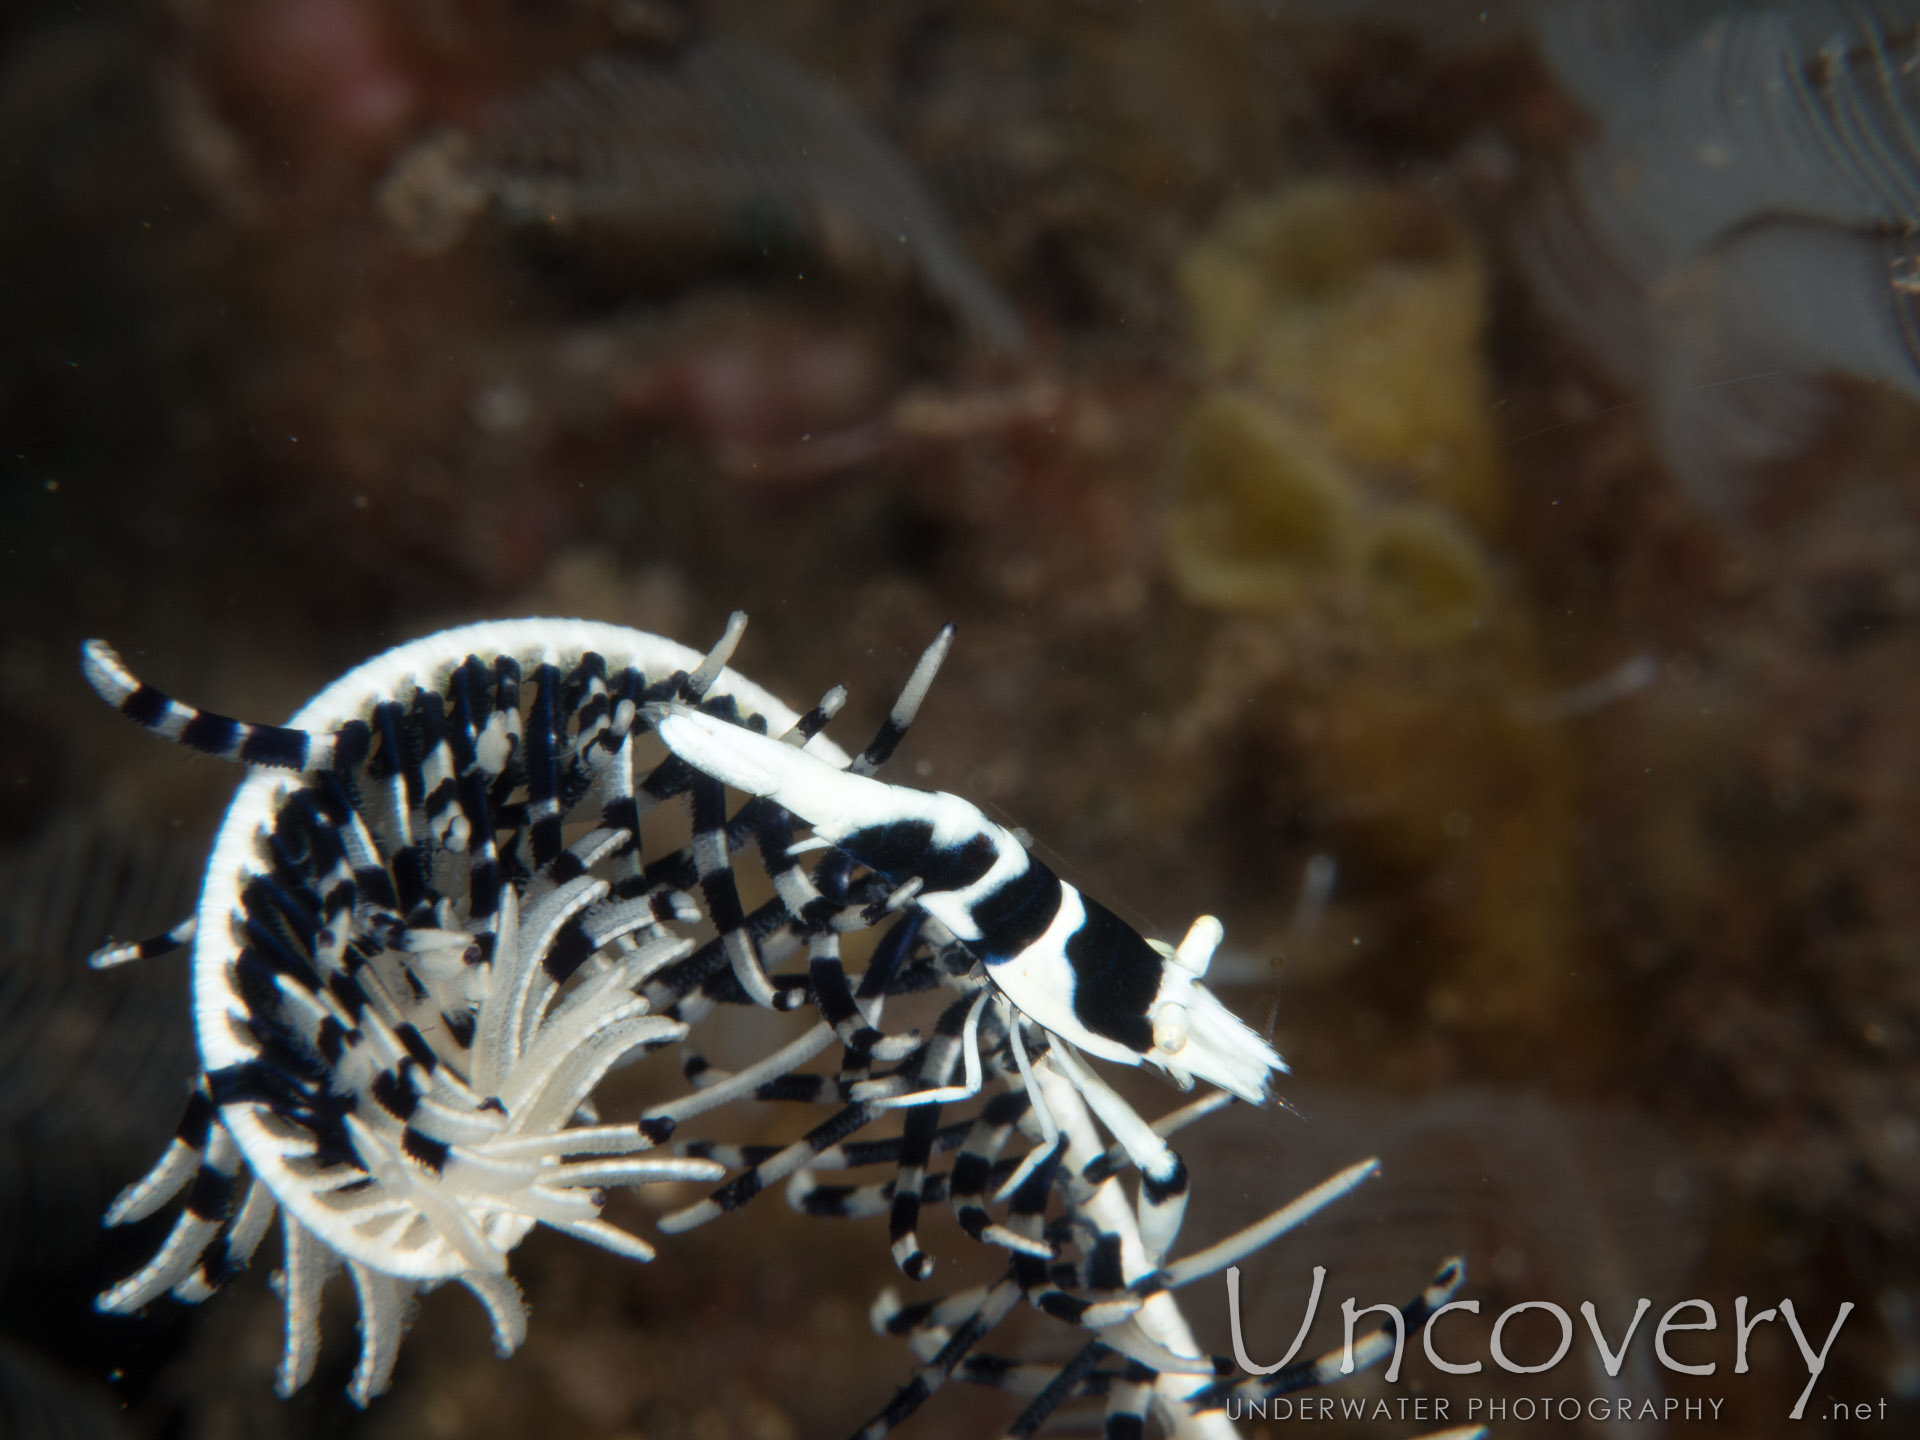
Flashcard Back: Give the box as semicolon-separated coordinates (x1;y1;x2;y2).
4;2;1919;1436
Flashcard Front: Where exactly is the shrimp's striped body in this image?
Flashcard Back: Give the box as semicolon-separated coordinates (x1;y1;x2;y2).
651;703;1283;1104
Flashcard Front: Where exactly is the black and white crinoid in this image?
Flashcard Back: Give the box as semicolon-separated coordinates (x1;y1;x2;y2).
80;616;854;1403
82;614;1464;1436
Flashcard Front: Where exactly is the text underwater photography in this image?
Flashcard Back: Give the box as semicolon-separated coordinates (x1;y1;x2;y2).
1222;1265;1876;1426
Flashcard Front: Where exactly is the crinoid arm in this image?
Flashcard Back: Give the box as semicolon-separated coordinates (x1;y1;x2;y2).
86;618;841;1402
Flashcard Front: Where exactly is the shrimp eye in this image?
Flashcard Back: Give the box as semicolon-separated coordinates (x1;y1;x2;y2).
1152;1001;1191;1055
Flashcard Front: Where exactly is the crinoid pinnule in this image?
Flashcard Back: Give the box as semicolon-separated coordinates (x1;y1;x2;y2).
81;616;850;1403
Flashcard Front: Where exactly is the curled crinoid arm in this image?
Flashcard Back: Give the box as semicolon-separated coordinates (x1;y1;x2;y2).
872;990;985;1281
83;618;844;1403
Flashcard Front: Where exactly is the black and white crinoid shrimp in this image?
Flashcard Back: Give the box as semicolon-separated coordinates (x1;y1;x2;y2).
649;694;1281;1261
652;701;1282;1102
76;616;860;1404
